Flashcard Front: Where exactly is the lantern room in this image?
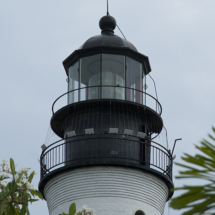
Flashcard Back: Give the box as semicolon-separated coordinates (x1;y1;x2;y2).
67;54;145;104
63;15;151;105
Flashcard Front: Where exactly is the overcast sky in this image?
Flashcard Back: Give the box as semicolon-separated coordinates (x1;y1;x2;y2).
0;1;215;215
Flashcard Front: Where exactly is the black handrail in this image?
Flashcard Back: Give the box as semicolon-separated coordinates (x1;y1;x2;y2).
52;85;162;115
40;135;172;180
41;135;170;157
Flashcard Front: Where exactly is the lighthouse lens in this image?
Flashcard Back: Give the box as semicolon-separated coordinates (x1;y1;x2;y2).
102;54;125;99
80;54;101;101
126;57;144;104
68;61;79;104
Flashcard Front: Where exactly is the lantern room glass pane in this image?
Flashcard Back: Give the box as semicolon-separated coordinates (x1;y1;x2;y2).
126;57;144;104
142;70;146;105
68;61;79;104
102;54;125;99
80;54;101;101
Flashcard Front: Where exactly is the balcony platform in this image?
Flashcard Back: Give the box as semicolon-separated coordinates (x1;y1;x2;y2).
51;98;163;138
39;134;174;200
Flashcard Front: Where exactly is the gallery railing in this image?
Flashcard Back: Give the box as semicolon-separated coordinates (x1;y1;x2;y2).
52;85;162;115
40;134;172;180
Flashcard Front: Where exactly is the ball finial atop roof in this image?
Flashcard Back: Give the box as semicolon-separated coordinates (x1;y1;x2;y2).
99;15;116;33
77;14;138;52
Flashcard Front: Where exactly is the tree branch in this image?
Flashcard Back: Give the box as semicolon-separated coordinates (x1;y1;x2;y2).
0;193;10;202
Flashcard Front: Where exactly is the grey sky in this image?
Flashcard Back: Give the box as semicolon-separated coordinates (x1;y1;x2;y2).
0;1;215;214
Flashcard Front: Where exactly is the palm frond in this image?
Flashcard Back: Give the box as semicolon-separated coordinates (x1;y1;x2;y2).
170;127;215;214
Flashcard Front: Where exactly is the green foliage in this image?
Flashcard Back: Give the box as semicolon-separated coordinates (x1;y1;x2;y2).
170;127;215;215
0;158;43;215
61;203;95;215
69;203;76;215
62;203;76;215
10;159;15;177
29;190;43;200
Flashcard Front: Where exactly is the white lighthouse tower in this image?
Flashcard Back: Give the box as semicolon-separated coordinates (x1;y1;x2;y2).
39;13;174;215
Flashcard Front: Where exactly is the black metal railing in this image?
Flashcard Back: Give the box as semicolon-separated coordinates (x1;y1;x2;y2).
40;134;172;180
52;85;162;115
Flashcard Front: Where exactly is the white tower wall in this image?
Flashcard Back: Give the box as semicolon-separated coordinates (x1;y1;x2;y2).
44;166;169;215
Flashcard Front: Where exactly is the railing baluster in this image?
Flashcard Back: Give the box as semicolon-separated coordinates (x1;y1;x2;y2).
161;150;163;170
159;150;160;169
156;148;157;167
55;148;56;166
49;151;52;169
62;145;64;163
52;148;53;167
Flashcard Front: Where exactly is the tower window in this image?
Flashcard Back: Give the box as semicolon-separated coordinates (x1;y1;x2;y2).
135;210;145;215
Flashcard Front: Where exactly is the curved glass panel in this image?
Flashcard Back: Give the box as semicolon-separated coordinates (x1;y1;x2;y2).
126;57;144;104
102;54;125;99
68;61;79;104
80;54;101;101
67;55;145;106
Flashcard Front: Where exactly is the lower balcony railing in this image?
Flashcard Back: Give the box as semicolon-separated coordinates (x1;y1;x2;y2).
40;134;173;181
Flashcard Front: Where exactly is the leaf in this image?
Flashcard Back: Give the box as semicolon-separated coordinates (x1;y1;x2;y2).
30;190;43;200
10;180;17;193
20;206;25;215
69;203;76;215
0;191;10;200
9;204;16;215
23;193;28;204
15;208;20;215
28;199;39;203
10;158;16;176
62;213;69;215
26;206;30;215
28;172;34;183
1;198;7;215
16;174;22;183
25;193;32;201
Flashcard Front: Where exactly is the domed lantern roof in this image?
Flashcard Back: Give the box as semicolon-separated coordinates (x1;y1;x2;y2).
63;15;151;75
79;15;137;52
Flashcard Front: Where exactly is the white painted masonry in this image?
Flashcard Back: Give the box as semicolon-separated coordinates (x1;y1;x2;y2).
44;166;169;215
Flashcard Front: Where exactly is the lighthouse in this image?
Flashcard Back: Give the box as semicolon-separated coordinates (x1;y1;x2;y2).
39;14;174;215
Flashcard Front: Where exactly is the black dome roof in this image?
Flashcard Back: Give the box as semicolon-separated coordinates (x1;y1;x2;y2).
78;15;138;52
78;33;137;52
